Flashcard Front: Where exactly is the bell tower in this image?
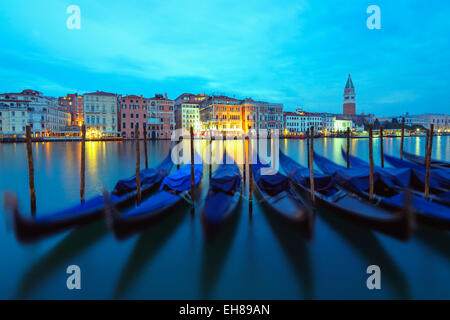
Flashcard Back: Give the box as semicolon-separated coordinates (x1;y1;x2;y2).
343;73;356;115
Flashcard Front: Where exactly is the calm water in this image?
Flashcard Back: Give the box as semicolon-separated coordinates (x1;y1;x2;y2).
0;136;449;299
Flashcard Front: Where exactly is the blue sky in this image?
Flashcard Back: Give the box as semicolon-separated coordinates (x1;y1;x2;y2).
0;0;449;116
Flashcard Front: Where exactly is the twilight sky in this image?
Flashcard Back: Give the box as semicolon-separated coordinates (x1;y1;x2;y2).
0;0;449;116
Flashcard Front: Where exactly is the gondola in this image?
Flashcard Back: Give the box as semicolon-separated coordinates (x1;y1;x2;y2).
280;151;414;240
105;153;203;239
2;153;173;243
384;153;450;190
341;148;450;206
201;153;242;236
403;151;450;170
251;157;314;239
313;152;450;230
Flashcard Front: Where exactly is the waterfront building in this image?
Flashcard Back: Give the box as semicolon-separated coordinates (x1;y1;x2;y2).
174;93;206;134
0;99;30;137
83;91;119;138
58;93;83;126
322;115;353;133
283;111;323;135
147;93;174;139
343;73;356;115
395;113;449;131
120;94;149;139
0;90;71;137
241;98;284;133
199;95;242;134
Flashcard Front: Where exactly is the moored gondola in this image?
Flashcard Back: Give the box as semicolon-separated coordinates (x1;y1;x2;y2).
280;151;415;240
251;157;314;239
201;153;242;238
384;153;450;190
2;153;173;243
314;152;450;230
341;148;450;206
105;153;203;239
403;151;450;170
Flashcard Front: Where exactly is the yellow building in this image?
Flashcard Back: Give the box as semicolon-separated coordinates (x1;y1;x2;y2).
199;96;242;135
83;91;119;137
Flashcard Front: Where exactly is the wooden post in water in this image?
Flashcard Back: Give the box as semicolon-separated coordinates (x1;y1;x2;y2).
143;124;148;169
190;127;194;201
306;128;310;168
26;126;36;215
400;117;405;160
380;126;384;168
209;132;212;179
424;129;430;165
177;135;180;170
424;124;434;199
309;126;315;204
80;124;86;204
346;127;350;168
368;124;374;201
249;134;253;216
242;134;246;184
135;123;141;205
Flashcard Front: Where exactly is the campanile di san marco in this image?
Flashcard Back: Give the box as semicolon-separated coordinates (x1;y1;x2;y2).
343;73;356;115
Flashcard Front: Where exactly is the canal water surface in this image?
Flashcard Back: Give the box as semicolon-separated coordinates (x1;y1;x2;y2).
0;136;449;299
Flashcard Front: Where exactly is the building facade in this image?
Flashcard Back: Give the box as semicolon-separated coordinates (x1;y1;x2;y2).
283;111;322;135
58;93;83;126
0;90;71;137
147;93;174;139
0;99;29;137
322;116;353;133
83;91;119;138
396;114;449;131
120;94;149;139
343;73;356;115
199;95;242;134
174;93;206;134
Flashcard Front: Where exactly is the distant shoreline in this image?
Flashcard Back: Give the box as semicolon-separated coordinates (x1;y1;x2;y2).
1;133;448;143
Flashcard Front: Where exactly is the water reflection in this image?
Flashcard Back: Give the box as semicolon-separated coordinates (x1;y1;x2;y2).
319;209;411;299
264;207;314;299
113;210;187;299
200;208;241;298
16;221;108;299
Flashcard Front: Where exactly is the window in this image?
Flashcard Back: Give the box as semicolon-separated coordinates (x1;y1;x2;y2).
131;123;134;129
122;123;126;129
131;114;134;118
136;114;139;119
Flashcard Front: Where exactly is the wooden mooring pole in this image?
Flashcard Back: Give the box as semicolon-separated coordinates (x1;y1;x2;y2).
424;124;434;200
400;117;405;160
424;129;430;165
249;134;253;216
380;126;384;168
346;126;350;168
26;126;36;215
190;127;194;200
242;135;246;184
80;124;86;204
309;126;315;204
306;128;310;168
209;132;213;179
368;124;374;201
143;124;148;169
135;123;141;205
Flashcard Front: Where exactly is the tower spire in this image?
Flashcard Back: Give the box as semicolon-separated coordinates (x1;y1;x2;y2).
343;73;356;115
345;73;354;89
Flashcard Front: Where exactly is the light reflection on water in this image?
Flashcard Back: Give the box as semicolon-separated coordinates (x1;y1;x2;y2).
0;136;448;299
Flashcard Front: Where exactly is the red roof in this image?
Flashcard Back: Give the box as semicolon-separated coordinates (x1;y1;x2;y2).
84;91;117;96
283;112;299;116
